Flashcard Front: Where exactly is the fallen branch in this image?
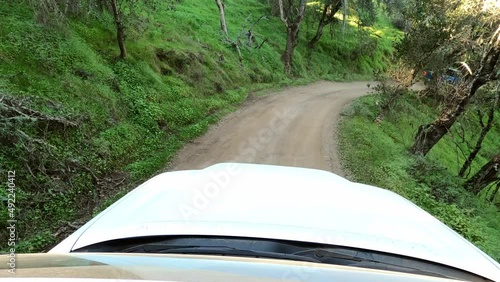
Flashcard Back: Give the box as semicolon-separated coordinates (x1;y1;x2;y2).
246;15;266;47
1;94;78;127
231;39;243;62
256;38;268;49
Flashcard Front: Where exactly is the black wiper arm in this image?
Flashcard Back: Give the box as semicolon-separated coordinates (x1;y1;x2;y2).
314;249;366;262
123;244;321;263
295;248;449;279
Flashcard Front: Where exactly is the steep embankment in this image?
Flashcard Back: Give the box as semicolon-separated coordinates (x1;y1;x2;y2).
338;93;500;261
0;1;397;251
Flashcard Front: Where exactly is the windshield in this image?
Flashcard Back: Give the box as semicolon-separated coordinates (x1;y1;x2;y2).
74;236;490;282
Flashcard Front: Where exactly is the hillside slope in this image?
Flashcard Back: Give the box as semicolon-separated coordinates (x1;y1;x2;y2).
338;93;500;261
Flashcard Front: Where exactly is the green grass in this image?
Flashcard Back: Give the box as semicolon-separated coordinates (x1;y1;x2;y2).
0;1;398;252
338;92;500;262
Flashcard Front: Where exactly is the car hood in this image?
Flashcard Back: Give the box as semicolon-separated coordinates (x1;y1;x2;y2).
2;253;465;282
50;163;500;281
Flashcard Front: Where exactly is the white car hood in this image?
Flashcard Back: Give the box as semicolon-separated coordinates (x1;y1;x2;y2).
50;163;500;281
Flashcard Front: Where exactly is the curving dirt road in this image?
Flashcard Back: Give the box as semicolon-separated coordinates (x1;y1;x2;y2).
167;81;374;176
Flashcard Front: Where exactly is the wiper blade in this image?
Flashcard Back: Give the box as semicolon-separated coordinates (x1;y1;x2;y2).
123;244;321;263
316;249;364;261
294;248;449;279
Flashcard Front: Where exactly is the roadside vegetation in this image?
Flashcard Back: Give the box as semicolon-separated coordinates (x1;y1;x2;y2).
339;0;500;261
0;0;397;252
339;92;500;261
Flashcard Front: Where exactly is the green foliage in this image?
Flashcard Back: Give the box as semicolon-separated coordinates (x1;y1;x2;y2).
395;0;500;82
15;231;56;253
355;0;377;26
409;157;463;204
377;0;409;30
339;93;500;261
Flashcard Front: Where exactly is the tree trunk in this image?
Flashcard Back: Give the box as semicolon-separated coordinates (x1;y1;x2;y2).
410;94;470;155
281;23;300;74
110;0;126;59
215;0;229;39
410;122;447;156
465;155;500;195
459;92;498;177
277;0;306;74
307;1;342;50
410;35;499;156
214;0;242;62
307;22;325;50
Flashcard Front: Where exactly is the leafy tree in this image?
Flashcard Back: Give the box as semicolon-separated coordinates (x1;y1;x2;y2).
398;0;500;156
306;0;380;51
378;0;409;30
306;0;344;50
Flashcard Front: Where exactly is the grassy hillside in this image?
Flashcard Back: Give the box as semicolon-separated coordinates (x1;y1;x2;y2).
0;1;397;251
338;91;500;261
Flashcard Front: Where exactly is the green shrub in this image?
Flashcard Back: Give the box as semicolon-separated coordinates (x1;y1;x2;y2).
409;157;463;204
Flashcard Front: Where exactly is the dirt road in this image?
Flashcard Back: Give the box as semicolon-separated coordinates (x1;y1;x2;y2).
168;81;374;176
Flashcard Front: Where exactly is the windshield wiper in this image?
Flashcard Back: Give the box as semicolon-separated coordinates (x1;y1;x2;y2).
292;248;450;279
122;244;321;263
